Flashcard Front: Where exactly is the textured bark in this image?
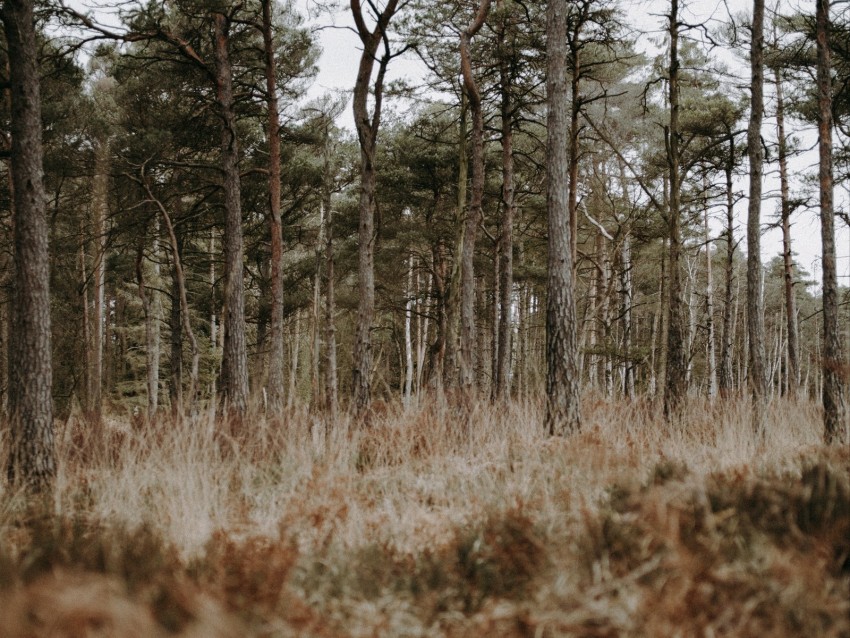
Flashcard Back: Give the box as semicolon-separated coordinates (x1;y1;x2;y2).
136;223;162;421
719;132;736;395
704;190;717;398
817;0;848;444
459;0;491;398
495;29;514;400
3;0;55;490
143;179;199;414
775;70;799;394
214;13;250;416
664;0;687;418
444;91;467;390
261;0;285;412
747;0;767;420
91;141;109;423
545;0;581;436
350;0;400;415
169;248;183;417
323;185;338;415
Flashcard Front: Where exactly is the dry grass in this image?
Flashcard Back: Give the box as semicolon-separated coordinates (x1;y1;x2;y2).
0;394;847;637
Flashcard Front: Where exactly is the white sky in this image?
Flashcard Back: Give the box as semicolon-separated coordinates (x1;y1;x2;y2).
295;0;849;290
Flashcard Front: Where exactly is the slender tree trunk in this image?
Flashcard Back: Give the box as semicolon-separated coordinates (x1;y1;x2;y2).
704;190;718;398
91;141;109;424
747;0;767;429
136;222;162;421
664;0;687;418
350;0;400;415
3;0;55;489
143;178;199;414
323;200;338;415
775;70;799;394
459;0;491;399
79;223;92;414
214;12;249;416
719;132;736;395
445;92;467;390
170;248;183;417
817;0;848;444
545;0;581;435
310;207;323;411
495;38;514;400
404;256;415;406
261;0;285;411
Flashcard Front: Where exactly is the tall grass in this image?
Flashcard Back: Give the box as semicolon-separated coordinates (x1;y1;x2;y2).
0;395;847;636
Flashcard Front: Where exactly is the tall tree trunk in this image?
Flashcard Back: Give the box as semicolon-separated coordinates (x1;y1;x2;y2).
664;0;687;417
495;31;514;400
3;0;55;489
747;0;767;428
350;0;399;415
704;188;718;398
91;140;109;423
136;221;162;421
545;0;581;435
143;179;200;414
719;132;736;395
459;0;491;399
817;0;847;444
323;198;338;415
404;256;414;406
444;91;467;390
775;69;800;394
261;0;285;411
170;247;183;417
214;12;249;416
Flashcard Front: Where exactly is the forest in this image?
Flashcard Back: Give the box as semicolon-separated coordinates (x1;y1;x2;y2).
0;0;849;636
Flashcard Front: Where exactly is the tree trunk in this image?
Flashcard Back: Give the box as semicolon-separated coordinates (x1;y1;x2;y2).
459;0;492;399
747;0;767;428
444;91;467;391
136;221;162;421
495;33;514;400
261;0;285;411
719;132;736;395
704;188;718;398
91;140;109;423
350;0;400;415
143;180;199;415
214;12;249;416
3;0;55;490
170;247;183;417
545;0;581;435
323;198;338;415
664;0;687;418
775;69;800;394
817;0;848;444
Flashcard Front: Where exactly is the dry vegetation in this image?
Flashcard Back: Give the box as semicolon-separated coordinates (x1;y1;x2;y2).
0;396;848;637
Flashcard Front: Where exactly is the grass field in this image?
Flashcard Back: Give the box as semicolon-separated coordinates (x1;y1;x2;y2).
0;396;847;637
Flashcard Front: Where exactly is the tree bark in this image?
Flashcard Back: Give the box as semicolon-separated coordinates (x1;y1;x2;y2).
495;23;514;400
350;0;399;415
459;0;492;399
545;0;581;435
774;69;799;394
91;140;109;423
664;0;687;418
747;0;767;428
719;131;736;395
136;222;162;421
261;0;285;411
214;12;250;416
3;0;55;490
817;0;848;444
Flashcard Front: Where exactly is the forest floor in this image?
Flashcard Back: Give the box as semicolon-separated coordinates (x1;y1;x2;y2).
0;395;848;637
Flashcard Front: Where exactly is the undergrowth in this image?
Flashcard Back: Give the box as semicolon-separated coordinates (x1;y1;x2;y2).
0;396;846;637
